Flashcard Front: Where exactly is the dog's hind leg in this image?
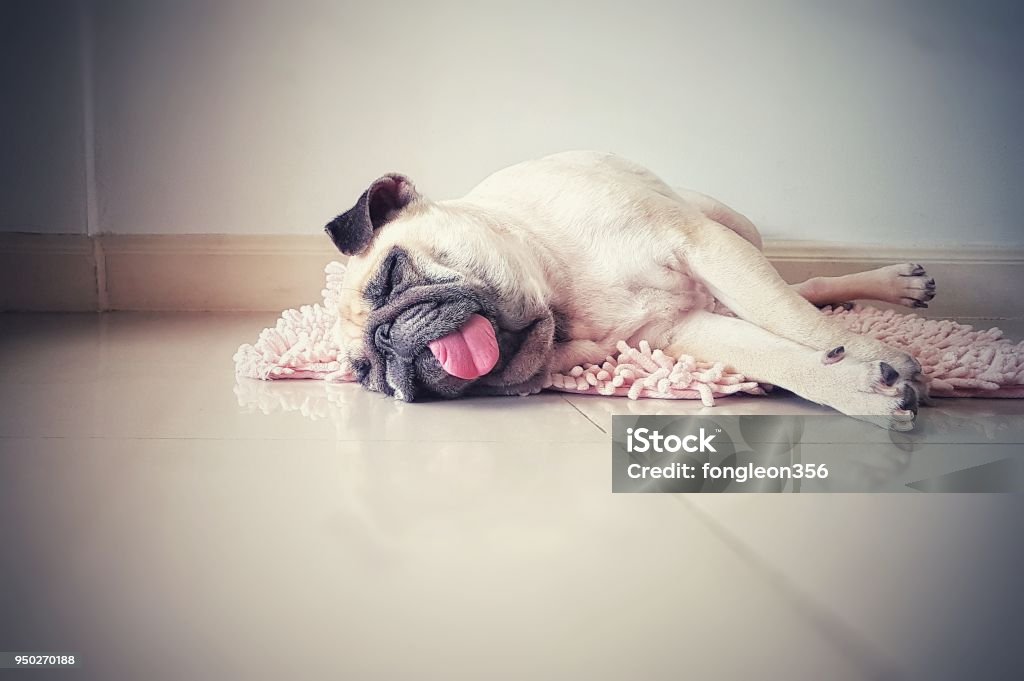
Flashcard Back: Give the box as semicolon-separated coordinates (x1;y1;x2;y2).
672;217;922;385
674;193;937;309
792;265;937;309
665;311;918;430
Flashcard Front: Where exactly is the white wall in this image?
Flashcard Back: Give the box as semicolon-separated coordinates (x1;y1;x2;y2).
0;0;88;234
5;0;1024;245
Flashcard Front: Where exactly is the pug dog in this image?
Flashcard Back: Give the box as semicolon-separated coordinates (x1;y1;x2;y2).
326;151;935;430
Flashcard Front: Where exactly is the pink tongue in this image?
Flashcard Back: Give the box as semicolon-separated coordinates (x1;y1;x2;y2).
428;313;499;380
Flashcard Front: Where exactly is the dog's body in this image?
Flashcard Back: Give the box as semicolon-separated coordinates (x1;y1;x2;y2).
327;151;936;429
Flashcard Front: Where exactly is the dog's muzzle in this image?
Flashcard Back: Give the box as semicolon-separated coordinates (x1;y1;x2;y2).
361;283;500;400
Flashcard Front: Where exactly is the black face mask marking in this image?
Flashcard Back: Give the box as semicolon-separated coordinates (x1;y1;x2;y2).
357;247;497;400
353;247;554;401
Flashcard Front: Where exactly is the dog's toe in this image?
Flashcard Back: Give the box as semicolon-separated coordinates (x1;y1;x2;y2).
898;382;919;415
879;361;899;386
899;263;926;277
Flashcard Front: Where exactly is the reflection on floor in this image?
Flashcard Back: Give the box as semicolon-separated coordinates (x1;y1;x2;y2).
1;312;1022;680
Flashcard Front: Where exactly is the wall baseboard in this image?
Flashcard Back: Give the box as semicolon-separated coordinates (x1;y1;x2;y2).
2;233;1022;319
0;234;100;311
100;235;335;312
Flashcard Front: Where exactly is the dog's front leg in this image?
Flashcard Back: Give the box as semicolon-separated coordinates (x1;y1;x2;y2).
665;311;918;430
679;219;922;384
548;340;615;373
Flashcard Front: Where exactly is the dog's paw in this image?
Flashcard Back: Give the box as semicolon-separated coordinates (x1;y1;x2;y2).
875;350;932;405
821;353;922;430
864;358;915;394
848;345;919;387
832;380;920;431
879;263;936;308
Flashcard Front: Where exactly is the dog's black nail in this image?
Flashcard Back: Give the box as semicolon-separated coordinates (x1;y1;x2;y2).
827;345;845;358
925;278;936;289
913;301;928;308
880;362;899;386
899;384;919;415
900;265;925;277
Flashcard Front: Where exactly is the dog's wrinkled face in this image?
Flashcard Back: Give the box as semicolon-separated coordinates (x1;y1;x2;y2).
325;174;555;401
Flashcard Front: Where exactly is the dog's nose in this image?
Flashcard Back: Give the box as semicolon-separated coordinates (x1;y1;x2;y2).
373;323;395;354
373;315;431;363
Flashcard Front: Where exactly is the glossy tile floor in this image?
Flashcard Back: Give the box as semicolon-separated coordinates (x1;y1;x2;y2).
1;313;1022;680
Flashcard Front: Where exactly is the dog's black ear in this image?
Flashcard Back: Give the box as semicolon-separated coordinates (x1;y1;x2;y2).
325;174;419;255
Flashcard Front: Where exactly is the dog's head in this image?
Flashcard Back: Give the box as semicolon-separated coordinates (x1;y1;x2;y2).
325;174;556;401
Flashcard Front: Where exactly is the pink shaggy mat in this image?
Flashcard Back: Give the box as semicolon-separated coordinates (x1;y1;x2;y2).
234;262;1024;405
